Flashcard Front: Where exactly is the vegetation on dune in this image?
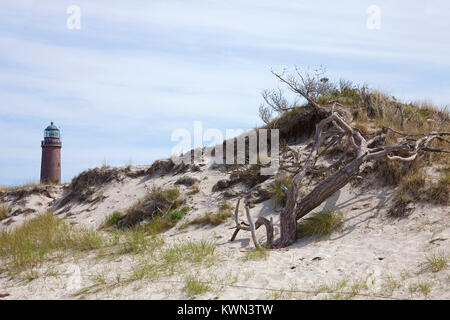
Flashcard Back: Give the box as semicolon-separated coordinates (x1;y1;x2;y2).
140;205;190;234
389;166;449;217
270;175;293;206
424;169;450;205
184;201;233;227
297;210;344;238
419;253;448;273
101;211;123;229
187;184;200;195
259;68;449;231
0;209;219;287
212;164;271;192
0;204;10;220
242;247;269;261
115;229;163;255
183;275;211;298
0;182;43;192
408;281;432;297
55;165;151;209
161;240;217;266
116;186;185;229
127;239;218;284
0;212;106;272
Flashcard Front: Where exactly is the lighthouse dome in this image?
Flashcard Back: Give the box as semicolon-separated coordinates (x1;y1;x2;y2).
44;122;60;138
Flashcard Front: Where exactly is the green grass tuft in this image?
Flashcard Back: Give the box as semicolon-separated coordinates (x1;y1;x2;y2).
101;211;123;228
183;275;211;298
297;210;344;238
161;240;217;272
409;281;432;297
270;175;292;206
419;253;448;273
117;230;162;255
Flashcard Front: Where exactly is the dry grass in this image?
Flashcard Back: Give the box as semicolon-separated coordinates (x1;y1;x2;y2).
175;176;198;187
56;167;127;208
140;205;190;234
242;247;269;261
130;259;160;281
379;275;402;296
101;211;123;229
0;212;106;272
160;240;218;274
0;182;42;192
424;171;450;205
0;204;10;220
188;184;200;195
374;158;418;186
419;253;448;273
183;275;211;298
409;281;432;297
116;230;163;255
297;210;344;238
230;164;271;188
397;170;427;202
185;201;233;227
118;186;184;227
389;167;449;217
265;105;324;141
128;240;219;284
186;211;232;227
270;175;292;206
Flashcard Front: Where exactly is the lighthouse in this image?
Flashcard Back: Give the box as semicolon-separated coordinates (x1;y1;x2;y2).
40;122;62;184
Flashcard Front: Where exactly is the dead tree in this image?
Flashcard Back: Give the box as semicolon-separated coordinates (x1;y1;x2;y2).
231;199;274;249
232;70;450;249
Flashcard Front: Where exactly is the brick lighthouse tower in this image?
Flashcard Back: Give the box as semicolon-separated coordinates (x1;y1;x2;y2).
40;122;62;184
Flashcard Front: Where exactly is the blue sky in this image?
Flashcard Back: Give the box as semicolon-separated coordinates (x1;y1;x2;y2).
0;0;449;185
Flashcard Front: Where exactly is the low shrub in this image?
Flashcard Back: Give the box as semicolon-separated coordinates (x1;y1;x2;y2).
185;201;233;227
297;210;344;238
118;186;184;227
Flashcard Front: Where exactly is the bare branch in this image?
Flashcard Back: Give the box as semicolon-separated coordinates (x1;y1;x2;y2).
230;199;274;248
245;204;260;249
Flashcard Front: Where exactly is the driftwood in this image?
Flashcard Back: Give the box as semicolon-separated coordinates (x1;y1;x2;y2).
231;71;449;248
230;198;274;249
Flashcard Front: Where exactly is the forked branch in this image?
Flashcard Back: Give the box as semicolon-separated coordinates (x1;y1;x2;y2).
230;198;274;249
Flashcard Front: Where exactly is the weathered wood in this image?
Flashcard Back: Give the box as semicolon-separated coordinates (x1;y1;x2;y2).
230;199;274;249
245;205;260;249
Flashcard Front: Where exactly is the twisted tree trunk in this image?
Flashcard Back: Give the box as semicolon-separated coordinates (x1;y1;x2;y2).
278;156;365;247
